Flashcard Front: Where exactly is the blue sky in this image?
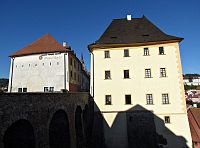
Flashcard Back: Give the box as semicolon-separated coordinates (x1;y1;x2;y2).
0;0;199;78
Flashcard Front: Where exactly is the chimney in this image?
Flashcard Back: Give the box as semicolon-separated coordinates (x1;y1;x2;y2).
63;41;67;47
127;15;132;21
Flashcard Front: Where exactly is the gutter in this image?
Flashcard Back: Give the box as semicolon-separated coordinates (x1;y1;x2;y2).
10;57;15;92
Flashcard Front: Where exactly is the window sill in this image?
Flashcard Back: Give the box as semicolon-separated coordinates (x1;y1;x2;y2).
125;104;132;105
104;57;111;59
144;77;153;78
160;76;167;78
105;104;112;105
104;78;112;80
124;78;131;79
159;54;166;55
146;104;154;105
143;55;150;56
162;103;170;105
123;56;130;57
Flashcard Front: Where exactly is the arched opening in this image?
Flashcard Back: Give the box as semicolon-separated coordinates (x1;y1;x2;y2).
3;119;35;148
75;106;84;148
49;110;70;148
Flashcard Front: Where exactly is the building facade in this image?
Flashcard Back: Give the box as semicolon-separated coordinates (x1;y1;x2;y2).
8;34;89;92
89;16;192;148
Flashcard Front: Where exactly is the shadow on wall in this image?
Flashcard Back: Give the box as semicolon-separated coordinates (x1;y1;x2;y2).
91;103;189;148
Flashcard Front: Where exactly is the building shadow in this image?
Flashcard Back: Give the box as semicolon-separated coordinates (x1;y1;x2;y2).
91;102;189;148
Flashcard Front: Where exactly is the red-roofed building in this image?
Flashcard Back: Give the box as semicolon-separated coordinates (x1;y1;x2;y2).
8;34;89;92
188;108;200;148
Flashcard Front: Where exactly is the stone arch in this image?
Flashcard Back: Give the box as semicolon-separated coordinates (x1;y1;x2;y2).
75;105;84;148
49;109;70;148
3;119;35;148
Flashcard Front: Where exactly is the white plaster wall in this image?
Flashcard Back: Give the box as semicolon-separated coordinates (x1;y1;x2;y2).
9;53;69;92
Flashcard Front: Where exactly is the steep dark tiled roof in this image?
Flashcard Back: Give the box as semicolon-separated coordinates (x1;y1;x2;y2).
11;34;70;57
90;16;182;48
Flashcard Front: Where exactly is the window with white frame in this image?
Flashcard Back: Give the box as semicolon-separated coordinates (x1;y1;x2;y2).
145;69;151;78
162;94;169;104
146;94;153;104
104;50;110;58
160;68;166;77
144;48;149;56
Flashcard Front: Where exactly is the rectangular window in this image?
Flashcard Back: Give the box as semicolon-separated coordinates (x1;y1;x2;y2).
18;88;22;92
70;58;73;65
159;47;164;55
145;69;151;78
23;88;27;92
164;116;170;123
146;94;153;104
124;49;129;57
105;71;111;79
124;70;130;78
49;87;54;92
44;87;49;92
70;71;73;78
162;94;169;104
125;95;132;104
144;48;149;56
104;50;110;58
105;95;112;105
74;60;76;68
160;68;166;77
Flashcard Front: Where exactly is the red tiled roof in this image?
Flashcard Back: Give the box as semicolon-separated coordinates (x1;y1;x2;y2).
11;34;70;57
190;122;200;142
190;108;200;128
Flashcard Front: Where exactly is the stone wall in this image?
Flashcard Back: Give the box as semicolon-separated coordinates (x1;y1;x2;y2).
0;92;93;148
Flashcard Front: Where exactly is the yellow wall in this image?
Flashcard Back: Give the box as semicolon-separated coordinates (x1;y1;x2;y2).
90;42;192;147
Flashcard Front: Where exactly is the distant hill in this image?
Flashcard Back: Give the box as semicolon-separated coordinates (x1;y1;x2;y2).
0;78;9;92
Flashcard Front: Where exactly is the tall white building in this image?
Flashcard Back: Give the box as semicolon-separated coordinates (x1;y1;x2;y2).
89;16;192;148
8;34;89;92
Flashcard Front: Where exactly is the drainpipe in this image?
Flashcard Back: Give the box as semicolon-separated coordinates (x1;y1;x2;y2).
10;57;15;92
92;52;94;97
64;53;67;90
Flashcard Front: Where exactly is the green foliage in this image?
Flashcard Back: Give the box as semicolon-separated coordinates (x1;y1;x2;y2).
184;85;197;91
0;78;9;88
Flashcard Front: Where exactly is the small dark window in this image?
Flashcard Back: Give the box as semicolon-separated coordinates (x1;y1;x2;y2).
70;58;73;65
159;47;165;55
146;94;153;104
49;87;54;92
49;62;51;66
162;94;169;104
23;88;27;92
124;70;130;78
145;69;151;78
74;60;76;68
44;87;49;92
42;63;44;66
71;71;73;78
144;48;149;56
57;62;59;65
125;95;131;104
124;49;129;57
22;65;24;67
104;51;110;58
160;68;166;77
105;95;112;105
105;71;111;79
35;64;37;66
164;116;170;123
18;88;22;92
29;64;31;67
